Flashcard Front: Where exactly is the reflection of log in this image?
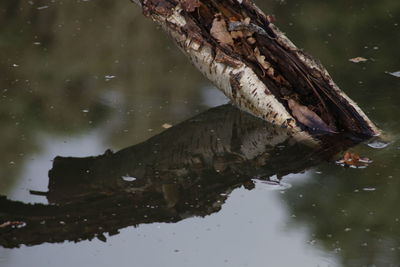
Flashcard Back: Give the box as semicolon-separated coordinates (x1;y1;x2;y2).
0;104;359;248
130;0;379;137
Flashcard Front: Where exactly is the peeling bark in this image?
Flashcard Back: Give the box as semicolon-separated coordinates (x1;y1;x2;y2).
130;0;379;137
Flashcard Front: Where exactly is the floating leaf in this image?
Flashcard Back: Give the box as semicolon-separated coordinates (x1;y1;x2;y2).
349;57;368;63
336;152;372;168
180;0;200;12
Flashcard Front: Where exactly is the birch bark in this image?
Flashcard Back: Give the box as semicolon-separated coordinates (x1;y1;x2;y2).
130;0;379;137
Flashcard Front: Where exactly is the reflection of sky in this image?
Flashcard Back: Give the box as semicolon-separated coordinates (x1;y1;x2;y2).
5;85;227;204
1;177;338;267
201;86;229;107
6;132;106;204
1;0;398;265
0;83;339;265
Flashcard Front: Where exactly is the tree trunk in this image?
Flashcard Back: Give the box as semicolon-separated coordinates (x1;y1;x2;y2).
130;0;379;138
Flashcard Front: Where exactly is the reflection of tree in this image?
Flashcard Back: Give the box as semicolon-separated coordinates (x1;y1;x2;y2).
281;148;400;266
0;0;396;261
0;104;359;248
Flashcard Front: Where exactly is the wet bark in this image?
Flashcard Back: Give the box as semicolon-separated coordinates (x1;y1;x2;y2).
130;0;379;137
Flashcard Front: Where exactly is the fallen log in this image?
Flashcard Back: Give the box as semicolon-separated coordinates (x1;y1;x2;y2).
130;0;379;137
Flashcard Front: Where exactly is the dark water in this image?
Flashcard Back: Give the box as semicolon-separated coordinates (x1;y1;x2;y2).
0;0;399;266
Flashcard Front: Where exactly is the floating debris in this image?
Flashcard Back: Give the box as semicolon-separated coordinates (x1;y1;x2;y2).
388;71;400;78
105;75;116;81
121;175;136;182
0;221;26;228
37;6;49;10
256;179;292;190
363;187;376;192
308;239;317;245
349;57;368;63
162;123;173;129
336;152;372;168
367;139;390;149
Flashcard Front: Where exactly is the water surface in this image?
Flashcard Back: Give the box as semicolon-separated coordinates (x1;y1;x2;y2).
0;0;399;266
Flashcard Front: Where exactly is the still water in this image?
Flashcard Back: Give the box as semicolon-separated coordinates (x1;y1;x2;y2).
0;0;399;266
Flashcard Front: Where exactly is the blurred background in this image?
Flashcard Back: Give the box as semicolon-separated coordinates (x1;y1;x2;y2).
0;0;399;266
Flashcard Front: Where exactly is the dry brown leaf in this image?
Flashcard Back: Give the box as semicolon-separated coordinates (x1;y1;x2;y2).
210;16;234;46
254;47;271;69
336;152;372;168
288;99;334;133
230;31;244;39
243;17;251;25
246;37;256;44
349;57;368;63
266;14;276;23
180;0;200;12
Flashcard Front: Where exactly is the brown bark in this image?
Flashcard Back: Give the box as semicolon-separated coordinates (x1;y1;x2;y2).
130;0;379;137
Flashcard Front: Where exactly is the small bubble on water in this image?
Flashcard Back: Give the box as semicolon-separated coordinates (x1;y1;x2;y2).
334;248;341;253
308;239;316;245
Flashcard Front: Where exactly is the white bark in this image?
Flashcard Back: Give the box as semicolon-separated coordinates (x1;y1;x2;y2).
130;0;380;138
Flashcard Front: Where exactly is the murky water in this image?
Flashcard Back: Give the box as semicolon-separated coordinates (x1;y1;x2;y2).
0;0;399;266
